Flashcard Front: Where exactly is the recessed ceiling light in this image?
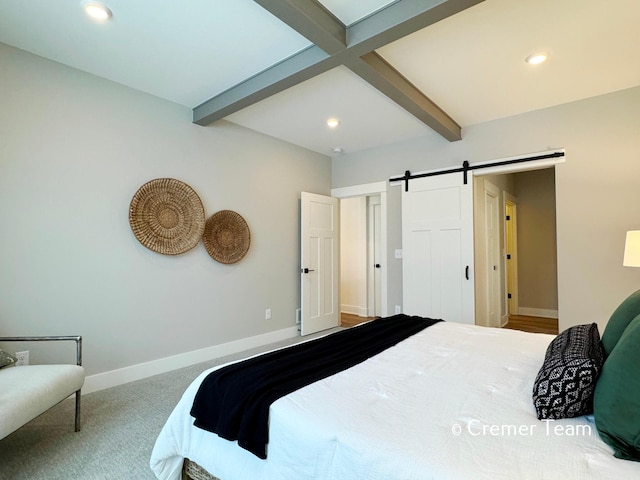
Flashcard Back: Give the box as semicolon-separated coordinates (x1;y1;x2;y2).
525;53;548;65
326;118;340;128
84;3;113;21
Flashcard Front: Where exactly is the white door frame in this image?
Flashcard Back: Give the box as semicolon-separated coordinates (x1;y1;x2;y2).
367;195;382;317
483;180;501;327
332;182;388;317
504;193;519;318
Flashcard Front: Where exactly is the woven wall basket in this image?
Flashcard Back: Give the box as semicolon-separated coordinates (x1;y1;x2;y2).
129;178;205;255
203;210;251;264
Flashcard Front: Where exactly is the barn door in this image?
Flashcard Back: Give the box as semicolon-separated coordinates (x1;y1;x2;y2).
401;173;475;324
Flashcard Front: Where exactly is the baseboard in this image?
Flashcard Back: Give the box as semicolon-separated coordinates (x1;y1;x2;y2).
82;326;299;395
340;305;368;317
517;307;558;319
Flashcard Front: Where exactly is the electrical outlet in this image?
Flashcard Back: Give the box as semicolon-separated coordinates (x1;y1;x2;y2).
15;351;29;366
265;308;272;320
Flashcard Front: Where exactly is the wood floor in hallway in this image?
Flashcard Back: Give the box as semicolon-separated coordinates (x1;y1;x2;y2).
503;314;559;335
340;313;377;328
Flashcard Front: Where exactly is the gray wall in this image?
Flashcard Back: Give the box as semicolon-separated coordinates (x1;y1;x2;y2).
0;44;331;376
515;169;558;312
333;86;640;333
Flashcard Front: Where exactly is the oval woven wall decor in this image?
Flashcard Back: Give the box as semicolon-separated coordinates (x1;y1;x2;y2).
203;210;251;264
129;178;205;255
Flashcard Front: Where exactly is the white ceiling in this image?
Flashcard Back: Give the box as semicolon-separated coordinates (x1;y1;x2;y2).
1;0;639;157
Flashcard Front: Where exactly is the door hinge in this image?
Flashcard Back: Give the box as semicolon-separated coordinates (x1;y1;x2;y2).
506;215;511;220
508;293;512;299
506;254;511;259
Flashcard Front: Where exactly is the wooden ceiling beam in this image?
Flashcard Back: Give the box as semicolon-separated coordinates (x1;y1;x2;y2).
194;0;484;141
347;52;461;141
194;46;340;126
253;0;346;55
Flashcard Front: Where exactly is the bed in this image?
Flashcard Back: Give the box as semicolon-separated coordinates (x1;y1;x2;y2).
150;309;640;480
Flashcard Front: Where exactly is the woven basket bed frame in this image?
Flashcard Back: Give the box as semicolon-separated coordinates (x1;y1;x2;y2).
182;458;220;480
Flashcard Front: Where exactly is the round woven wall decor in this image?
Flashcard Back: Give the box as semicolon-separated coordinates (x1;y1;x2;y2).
203;210;251;264
129;178;205;255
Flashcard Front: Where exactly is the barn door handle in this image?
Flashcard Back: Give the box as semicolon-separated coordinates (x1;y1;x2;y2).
465;266;469;280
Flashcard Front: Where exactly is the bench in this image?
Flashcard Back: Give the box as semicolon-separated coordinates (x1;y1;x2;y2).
0;336;85;440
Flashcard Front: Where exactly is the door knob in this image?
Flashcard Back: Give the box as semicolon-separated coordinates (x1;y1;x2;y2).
375;264;381;268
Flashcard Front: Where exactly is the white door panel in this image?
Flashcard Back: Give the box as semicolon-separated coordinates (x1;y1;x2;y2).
301;192;339;335
402;173;474;324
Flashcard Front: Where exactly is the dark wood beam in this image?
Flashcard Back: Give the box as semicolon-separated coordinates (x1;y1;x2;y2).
194;0;484;141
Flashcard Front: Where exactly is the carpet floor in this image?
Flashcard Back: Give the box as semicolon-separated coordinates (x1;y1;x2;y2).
0;329;340;480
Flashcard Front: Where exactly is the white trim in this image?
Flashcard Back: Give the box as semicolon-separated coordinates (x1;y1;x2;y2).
82;326;299;394
340;304;369;317
483;180;501;328
472;149;565;177
332;182;389;317
517;307;559;319
504;193;519;316
331;181;386;198
367;195;382;317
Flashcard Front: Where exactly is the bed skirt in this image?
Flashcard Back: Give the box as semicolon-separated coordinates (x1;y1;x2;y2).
182;459;220;480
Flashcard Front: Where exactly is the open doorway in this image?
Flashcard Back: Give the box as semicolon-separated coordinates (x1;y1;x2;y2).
474;168;559;335
339;195;381;326
332;182;388;327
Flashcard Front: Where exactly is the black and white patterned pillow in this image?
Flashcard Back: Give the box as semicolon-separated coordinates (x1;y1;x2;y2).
532;323;604;420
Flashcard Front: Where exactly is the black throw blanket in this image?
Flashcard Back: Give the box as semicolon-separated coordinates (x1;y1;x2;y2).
190;314;442;459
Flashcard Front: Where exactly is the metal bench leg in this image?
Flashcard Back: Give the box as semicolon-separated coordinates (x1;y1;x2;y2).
75;389;82;432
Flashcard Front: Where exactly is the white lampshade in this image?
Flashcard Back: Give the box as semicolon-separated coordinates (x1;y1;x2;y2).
623;231;640;267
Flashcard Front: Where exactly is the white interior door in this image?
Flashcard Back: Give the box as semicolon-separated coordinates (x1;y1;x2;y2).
402;173;475;324
300;192;340;335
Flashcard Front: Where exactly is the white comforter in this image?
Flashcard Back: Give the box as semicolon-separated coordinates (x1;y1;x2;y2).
150;322;640;480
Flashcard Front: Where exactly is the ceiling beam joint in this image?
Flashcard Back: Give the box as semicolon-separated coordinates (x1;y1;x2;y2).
253;0;346;55
194;0;485;142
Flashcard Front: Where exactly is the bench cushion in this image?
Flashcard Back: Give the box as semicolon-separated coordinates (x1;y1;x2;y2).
0;364;85;439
